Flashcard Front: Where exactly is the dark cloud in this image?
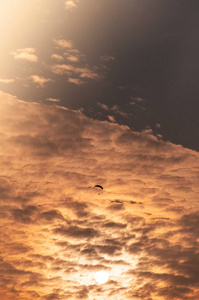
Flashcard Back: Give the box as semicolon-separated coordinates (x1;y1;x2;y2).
179;212;199;236
103;221;127;229
40;210;65;222
54;225;98;239
11;205;38;224
63;200;89;218
96;245;121;256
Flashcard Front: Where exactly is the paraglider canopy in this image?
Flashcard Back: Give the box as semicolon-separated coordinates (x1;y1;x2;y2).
94;185;103;190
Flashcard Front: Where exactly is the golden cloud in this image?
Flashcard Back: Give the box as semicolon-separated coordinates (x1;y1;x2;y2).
0;91;199;299
29;75;53;87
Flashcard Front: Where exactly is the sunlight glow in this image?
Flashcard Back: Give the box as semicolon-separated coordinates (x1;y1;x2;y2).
95;270;109;284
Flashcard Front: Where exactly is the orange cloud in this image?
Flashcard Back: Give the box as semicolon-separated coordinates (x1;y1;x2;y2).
11;48;38;62
0;78;15;84
46;98;60;102
65;54;80;62
52;64;102;82
51;39;105;84
53;39;74;49
65;0;79;10
51;54;64;61
29;75;53;87
68;77;85;85
0;91;199;299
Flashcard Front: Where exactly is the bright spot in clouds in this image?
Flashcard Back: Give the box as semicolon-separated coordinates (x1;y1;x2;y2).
95;270;109;284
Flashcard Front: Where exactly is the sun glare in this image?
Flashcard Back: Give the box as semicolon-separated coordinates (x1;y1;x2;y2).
95;270;109;284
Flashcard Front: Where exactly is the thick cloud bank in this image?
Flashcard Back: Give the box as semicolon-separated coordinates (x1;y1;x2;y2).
0;91;199;299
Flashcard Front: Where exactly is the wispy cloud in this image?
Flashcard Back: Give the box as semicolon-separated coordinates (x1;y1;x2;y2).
51;39;103;84
51;54;64;61
111;105;128;117
29;75;53;87
97;102;109;111
100;55;115;62
107;115;116;123
53;39;74;49
130;96;145;105
65;0;79;10
11;48;38;62
54;39;81;63
68;77;85;85
65;54;80;63
0;78;15;84
52;64;102;82
97;103;129;119
46;98;60;102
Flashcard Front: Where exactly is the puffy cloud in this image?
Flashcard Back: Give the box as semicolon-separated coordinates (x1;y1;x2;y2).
0;91;199;299
11;48;38;62
29;75;53;87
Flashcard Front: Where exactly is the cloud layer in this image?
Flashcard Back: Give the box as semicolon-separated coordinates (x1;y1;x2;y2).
0;91;199;299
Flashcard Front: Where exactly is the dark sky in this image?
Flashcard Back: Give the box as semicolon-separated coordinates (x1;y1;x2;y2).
0;0;199;150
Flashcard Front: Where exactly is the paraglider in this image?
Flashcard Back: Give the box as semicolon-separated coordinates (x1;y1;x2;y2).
94;185;103;190
94;185;103;195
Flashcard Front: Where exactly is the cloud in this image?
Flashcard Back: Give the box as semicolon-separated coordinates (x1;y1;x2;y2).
54;225;98;239
111;105;128;118
11;205;38;224
68;77;85;85
51;54;64;61
52;64;102;81
29;75;53;87
107;115;116;123
0;78;15;84
0;91;199;299
100;55;115;62
97;102;109;111
11;48;38;62
53;39;74;49
131;97;144;103
97;103;129;122
46;98;60;102
65;0;79;10
51;39;104;84
65;54;80;63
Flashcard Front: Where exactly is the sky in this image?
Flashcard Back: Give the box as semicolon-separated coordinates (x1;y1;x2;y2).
0;1;199;299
